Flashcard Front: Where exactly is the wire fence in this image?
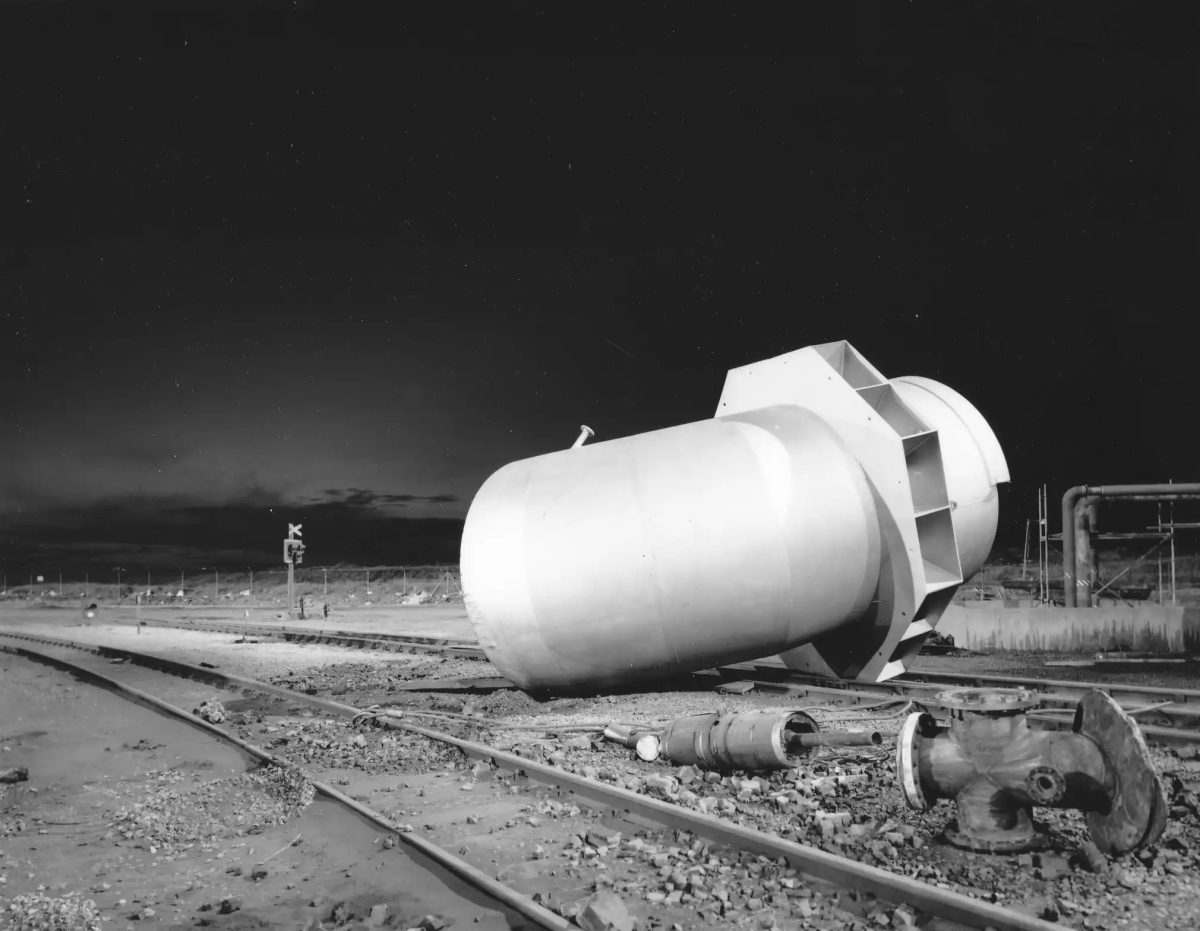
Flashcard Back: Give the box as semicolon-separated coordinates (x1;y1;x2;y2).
0;565;463;608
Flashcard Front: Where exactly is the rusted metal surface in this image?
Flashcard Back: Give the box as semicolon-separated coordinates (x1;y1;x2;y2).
935;603;1189;653
789;729;883;749
1061;484;1200;607
897;686;1166;854
603;709;881;770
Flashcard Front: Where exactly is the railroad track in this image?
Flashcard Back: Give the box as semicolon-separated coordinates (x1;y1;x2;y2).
109;615;488;658
114;616;1200;743
712;662;1200;745
0;635;571;929
0;627;1062;931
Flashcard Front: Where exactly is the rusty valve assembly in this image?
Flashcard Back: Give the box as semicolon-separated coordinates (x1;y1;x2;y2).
897;687;1167;854
606;709;881;772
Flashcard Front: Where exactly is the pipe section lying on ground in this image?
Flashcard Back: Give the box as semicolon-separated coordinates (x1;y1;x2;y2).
789;730;883;750
896;687;1167;854
604;709;881;771
1061;483;1200;607
462;341;1008;693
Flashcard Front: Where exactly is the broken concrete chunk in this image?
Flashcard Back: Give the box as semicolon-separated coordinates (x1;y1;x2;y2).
576;891;635;931
587;827;622;848
1076;839;1109;874
643;774;679;796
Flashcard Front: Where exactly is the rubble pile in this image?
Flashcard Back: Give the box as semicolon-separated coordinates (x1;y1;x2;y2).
563;828;916;930
0;812;26;838
109;764;315;855
270;659;485;700
244;762;316;816
2;891;102;931
192;699;226;723
253;718;464;776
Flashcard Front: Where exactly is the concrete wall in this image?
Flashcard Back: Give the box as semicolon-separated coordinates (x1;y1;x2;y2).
937;604;1200;653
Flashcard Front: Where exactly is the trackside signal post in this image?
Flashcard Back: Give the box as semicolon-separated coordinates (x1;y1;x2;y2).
284;523;305;618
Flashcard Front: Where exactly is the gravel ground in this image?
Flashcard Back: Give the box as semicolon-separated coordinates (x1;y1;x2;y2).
108;763;316;856
5;611;1200;930
0;617;486;683
256;657;1200;931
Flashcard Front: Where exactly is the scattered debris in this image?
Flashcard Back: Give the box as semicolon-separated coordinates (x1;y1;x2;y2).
3;892;102;931
193;699;226;723
1076;839;1109;874
575;889;634;931
109;764;314;854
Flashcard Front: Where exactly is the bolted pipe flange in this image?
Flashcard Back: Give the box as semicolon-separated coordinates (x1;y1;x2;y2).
1025;766;1067;805
936;687;1038;714
896;687;1167;858
897;711;937;810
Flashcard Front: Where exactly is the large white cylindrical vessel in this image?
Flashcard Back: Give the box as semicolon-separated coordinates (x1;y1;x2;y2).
462;341;1008;691
461;404;882;692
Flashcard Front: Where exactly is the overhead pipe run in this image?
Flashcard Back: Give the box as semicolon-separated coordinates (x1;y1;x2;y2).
1061;484;1200;607
462;341;1008;694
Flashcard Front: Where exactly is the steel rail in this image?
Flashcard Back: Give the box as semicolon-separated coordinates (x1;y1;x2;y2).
718;660;1200;727
717;673;1200;745
894;668;1200;705
138;617;467;645
723;658;1200;705
58;615;1200;732
59;614;1200;737
0;640;573;930
0;628;1060;931
748;669;1200;715
119;616;1200;708
103;616;487;658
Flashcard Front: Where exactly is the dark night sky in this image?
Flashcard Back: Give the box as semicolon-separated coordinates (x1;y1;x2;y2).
1;3;1196;576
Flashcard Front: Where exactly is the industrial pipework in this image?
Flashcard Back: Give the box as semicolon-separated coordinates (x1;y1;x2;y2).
896;687;1166;854
604;709;881;772
462;341;1009;693
1061;483;1200;607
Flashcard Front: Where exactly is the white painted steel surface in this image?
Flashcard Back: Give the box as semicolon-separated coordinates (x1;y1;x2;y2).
462;341;1008;692
462;405;880;691
890;376;1009;580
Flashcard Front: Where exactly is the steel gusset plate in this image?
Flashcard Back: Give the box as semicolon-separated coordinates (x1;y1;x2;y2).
1074;690;1168;854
